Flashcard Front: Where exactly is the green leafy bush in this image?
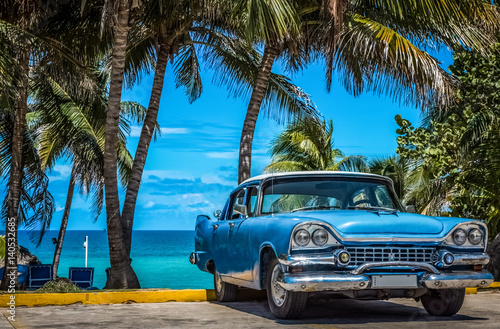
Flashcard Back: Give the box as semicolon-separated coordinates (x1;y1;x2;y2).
36;280;82;293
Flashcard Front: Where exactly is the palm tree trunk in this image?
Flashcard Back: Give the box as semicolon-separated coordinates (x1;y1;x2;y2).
0;50;29;290
103;0;140;289
52;166;76;279
238;44;278;184
121;34;170;256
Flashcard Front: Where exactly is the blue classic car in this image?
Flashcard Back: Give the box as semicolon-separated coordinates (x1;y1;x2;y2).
190;172;493;319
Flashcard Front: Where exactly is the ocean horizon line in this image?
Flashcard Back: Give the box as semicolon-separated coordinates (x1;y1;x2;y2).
3;229;196;232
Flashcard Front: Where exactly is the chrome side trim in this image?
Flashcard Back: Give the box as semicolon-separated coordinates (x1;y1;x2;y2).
350;261;440;275
422;270;493;289
278;253;337;266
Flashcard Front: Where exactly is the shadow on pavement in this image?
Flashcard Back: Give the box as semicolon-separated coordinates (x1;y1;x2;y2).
215;295;488;326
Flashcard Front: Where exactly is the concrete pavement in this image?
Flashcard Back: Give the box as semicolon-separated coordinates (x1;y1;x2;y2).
1;290;499;328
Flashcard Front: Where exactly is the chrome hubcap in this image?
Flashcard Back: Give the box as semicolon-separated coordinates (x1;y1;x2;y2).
271;264;287;307
215;272;223;292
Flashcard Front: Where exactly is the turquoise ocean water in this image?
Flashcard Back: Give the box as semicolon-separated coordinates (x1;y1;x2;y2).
16;230;213;290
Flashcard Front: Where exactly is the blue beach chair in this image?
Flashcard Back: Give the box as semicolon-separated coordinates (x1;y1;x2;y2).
69;267;94;289
17;264;28;285
0;265;28;286
28;264;53;289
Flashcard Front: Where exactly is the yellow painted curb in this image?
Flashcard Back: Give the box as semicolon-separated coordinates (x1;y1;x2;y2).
489;282;500;289
0;289;216;307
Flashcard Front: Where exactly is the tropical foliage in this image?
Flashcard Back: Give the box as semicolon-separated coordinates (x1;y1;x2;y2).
265;118;369;173
395;45;500;238
237;0;500;183
395;45;500;279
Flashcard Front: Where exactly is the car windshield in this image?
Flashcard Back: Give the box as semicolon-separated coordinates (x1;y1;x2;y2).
260;176;401;214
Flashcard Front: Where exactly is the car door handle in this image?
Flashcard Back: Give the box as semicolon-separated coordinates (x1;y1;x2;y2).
229;222;235;229
212;224;219;230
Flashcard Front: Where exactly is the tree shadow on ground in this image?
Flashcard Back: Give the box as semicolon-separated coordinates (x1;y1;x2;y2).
214;292;487;326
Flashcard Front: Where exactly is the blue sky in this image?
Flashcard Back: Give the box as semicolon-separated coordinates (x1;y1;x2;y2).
35;49;453;231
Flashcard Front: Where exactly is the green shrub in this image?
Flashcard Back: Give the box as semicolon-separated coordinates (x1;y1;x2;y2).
36;280;82;293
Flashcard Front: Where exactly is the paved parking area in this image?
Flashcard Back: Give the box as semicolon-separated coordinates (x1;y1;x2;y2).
1;291;499;328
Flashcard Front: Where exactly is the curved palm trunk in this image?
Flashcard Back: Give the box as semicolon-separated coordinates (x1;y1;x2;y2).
1;50;29;290
52;166;76;279
121;35;170;256
238;44;278;184
103;0;140;289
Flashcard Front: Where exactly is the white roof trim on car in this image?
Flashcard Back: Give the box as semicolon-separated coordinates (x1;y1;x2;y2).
241;171;392;185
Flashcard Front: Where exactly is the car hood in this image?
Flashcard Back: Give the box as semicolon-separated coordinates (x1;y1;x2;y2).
283;210;461;236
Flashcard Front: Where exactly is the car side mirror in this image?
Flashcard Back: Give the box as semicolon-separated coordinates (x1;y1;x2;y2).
213;209;221;219
406;205;416;213
233;204;248;217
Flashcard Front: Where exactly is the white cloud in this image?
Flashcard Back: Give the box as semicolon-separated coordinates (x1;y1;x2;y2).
144;201;155;208
47;164;72;181
129;126;189;137
200;174;237;186
56;206;64;212
160;127;189;134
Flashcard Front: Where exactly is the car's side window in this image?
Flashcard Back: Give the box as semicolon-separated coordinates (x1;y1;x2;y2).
246;186;259;217
218;197;231;221
231;189;246;220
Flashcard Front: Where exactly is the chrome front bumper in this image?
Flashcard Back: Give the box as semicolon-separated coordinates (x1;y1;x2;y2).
277;252;494;292
277;269;493;292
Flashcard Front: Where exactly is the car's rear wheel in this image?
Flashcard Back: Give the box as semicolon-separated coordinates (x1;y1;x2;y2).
266;258;308;319
214;270;238;302
421;288;465;316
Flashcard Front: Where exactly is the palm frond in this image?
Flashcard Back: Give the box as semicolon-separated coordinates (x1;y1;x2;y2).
332;13;455;108
328;155;369;172
194;27;319;123
174;41;203;104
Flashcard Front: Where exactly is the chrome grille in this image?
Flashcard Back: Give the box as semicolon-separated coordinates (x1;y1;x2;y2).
346;247;435;266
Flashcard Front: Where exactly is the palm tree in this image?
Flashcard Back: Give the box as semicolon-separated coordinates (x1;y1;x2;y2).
265;117;369;173
33;72;153;279
0;108;55;244
0;0;97;289
237;0;500;183
236;0;314;183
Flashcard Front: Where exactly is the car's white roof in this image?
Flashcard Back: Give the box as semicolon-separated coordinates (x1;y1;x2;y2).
241;171;392;185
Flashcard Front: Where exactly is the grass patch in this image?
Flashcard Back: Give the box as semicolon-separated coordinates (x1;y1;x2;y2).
37;280;82;293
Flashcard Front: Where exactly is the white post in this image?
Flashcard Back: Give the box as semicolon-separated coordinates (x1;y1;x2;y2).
83;236;88;268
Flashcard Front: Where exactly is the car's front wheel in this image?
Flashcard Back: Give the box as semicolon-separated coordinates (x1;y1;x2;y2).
214;270;237;302
421;288;465;316
266;258;308;319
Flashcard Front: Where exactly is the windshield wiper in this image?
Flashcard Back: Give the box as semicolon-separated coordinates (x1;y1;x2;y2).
347;206;398;216
291;206;340;213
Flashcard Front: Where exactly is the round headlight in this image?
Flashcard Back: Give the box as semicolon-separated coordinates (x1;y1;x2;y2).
468;228;483;245
452;228;467;246
312;229;328;246
294;229;310;247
